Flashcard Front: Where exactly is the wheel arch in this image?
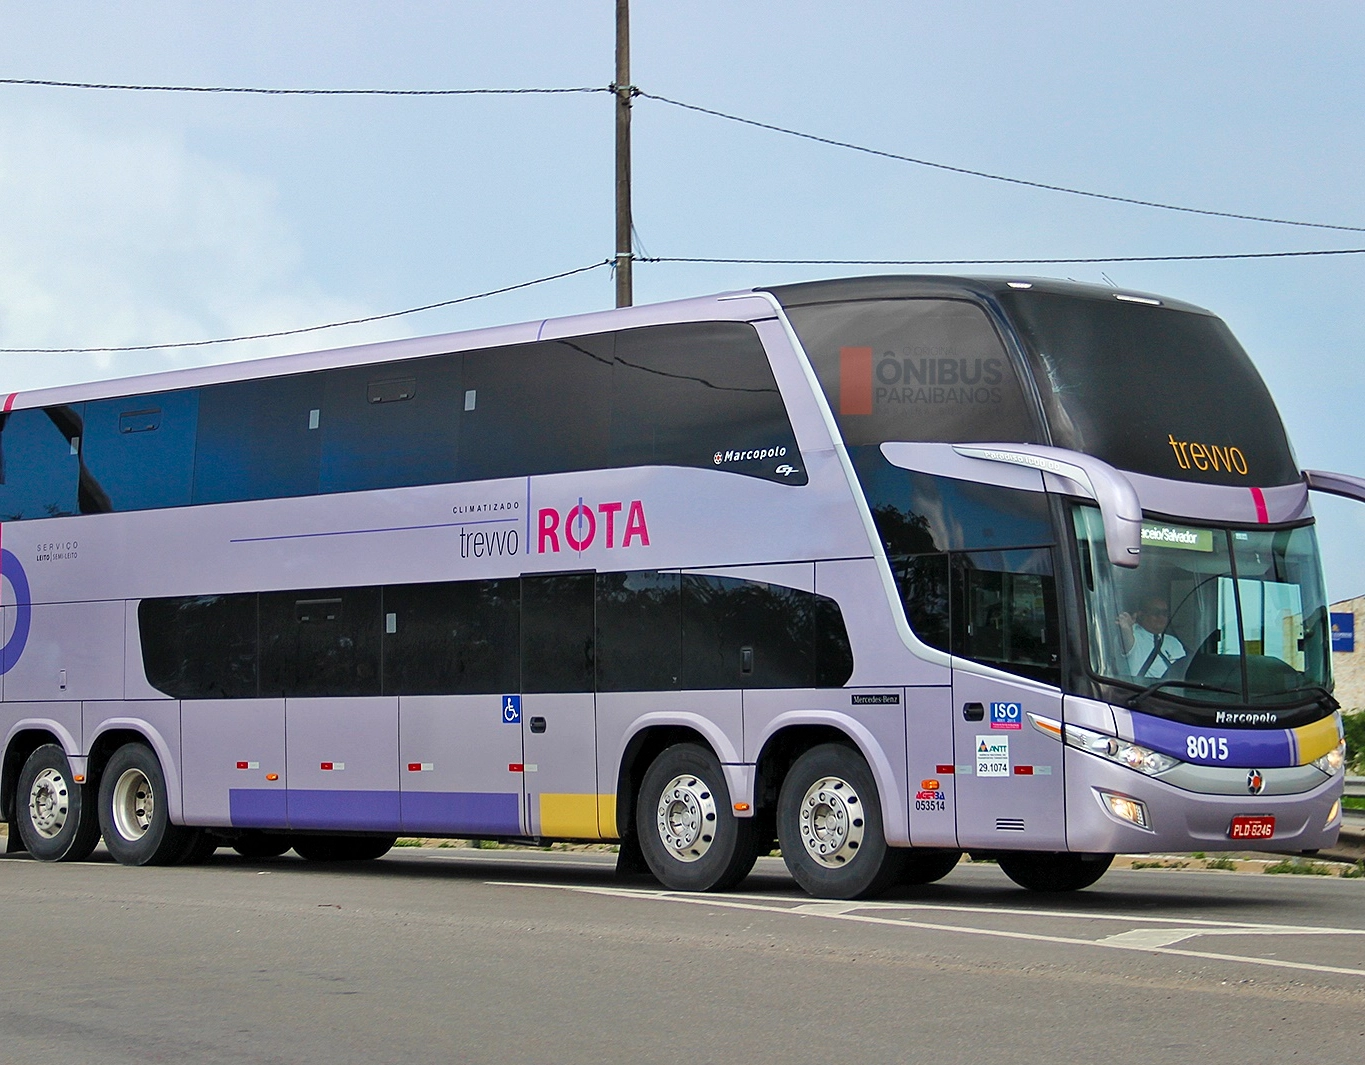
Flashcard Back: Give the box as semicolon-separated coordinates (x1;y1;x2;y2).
1;724;76;822
613;715;735;846
87;721;185;825
753;712;909;845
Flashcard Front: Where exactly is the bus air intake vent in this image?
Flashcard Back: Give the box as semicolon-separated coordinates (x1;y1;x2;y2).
995;818;1026;833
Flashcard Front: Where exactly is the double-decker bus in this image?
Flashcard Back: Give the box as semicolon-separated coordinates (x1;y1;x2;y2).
0;276;1356;898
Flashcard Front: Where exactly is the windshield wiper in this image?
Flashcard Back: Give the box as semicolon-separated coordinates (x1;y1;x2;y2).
1127;679;1240;709
1248;684;1340;712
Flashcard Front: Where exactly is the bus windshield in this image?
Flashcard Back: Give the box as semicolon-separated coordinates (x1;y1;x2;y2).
1072;507;1332;709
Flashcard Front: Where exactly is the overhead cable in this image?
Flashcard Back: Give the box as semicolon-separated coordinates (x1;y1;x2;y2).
642;248;1365;266
0;77;608;97
637;91;1365;235
0;261;611;354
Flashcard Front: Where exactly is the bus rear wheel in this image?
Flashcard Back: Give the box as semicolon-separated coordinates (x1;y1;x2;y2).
97;743;194;866
997;851;1114;892
637;743;757;892
292;835;396;862
15;744;101;862
900;848;962;886
777;743;905;900
232;832;292;859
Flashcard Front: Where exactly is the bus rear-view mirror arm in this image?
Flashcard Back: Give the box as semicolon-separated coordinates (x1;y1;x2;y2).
880;441;1143;569
1304;469;1365;505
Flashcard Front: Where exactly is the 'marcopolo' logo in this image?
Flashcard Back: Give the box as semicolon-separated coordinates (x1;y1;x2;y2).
0;548;32;674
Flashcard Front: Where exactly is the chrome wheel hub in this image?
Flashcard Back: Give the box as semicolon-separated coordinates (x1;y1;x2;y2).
111;768;154;842
799;775;864;868
28;767;70;839
655;773;717;863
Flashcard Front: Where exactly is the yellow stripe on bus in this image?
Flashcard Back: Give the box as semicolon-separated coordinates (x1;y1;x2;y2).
538;793;617;840
1293;713;1342;765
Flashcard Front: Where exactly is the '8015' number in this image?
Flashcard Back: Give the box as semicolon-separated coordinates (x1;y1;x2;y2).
1186;735;1230;761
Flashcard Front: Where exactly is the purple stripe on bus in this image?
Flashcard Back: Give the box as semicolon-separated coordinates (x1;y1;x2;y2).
401;791;521;836
228;788;289;830
286;790;403;832
1129;711;1293;768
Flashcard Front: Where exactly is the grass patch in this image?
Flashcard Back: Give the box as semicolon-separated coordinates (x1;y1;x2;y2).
393;838;423;848
1342;862;1365;879
1203;857;1237;871
1264;858;1332;875
471;839;501;849
1131;859;1189;870
1342;795;1365;811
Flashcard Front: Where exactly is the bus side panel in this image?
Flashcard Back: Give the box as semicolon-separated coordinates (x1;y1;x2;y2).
285;697;400;831
4;600;124;703
84;700;184;824
398;694;524;837
1;704;83;757
182;699;287;828
905;685;958;848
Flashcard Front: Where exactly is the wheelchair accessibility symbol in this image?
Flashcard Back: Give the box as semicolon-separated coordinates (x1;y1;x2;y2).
502;695;522;725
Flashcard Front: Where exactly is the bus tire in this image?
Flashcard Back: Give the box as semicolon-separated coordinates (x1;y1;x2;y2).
292;835;396;862
636;742;757;892
15;744;102;862
97;742;193;866
900;848;962;886
777;743;905;900
174;829;221;865
997;851;1114;892
232;832;292;859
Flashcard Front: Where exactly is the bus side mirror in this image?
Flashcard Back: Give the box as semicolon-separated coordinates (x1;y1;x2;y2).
1304;469;1365;505
880;441;1143;569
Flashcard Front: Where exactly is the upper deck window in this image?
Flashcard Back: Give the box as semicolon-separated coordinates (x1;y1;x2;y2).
999;291;1299;486
783;298;1039;448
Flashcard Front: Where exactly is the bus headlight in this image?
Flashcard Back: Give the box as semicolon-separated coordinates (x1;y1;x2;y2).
1311;740;1347;775
1063;721;1180;776
1326;799;1341;827
1098;790;1152;829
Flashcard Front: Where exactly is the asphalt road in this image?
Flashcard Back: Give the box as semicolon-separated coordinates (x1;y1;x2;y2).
1;847;1361;1065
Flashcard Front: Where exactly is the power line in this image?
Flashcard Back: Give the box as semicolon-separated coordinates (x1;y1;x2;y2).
637;91;1365;236
8;74;1362;236
642;248;1365;266
0;77;609;97
0;261;611;354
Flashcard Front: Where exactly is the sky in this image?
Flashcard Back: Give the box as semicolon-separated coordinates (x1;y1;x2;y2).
1;1;1364;597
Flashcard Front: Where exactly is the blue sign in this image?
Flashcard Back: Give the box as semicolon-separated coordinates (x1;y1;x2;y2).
501;695;522;724
1331;612;1355;653
990;701;1023;730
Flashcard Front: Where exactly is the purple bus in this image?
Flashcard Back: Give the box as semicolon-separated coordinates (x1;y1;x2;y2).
0;276;1356;897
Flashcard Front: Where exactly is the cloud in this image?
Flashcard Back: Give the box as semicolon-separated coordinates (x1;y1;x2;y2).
0;109;385;391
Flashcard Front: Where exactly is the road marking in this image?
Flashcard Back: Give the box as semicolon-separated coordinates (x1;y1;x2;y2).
492;882;1365;980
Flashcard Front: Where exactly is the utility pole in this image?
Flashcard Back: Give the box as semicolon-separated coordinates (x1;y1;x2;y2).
614;0;633;307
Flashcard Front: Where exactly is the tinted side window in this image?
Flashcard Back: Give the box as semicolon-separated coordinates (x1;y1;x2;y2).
139;594;258;698
896;554;952;654
259;587;381;697
194;374;323;504
320;354;462;494
460;338;612;481
682;575;815;689
81;390;199;512
814;594;855;687
596;570;681;692
521;573;594;693
383;579;520;695
953;548;1060;685
611;323;804;484
0;407;82;520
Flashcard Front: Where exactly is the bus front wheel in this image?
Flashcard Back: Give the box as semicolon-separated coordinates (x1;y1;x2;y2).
15;744;102;862
997;851;1114;892
777;743;905;899
97;743;194;866
636;743;757;892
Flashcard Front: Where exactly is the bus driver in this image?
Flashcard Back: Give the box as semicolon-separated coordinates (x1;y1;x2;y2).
1117;596;1186;679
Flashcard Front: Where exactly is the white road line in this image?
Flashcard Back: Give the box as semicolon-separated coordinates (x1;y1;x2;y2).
491;882;1365;980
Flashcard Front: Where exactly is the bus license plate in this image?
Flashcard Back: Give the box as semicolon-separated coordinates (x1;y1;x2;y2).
1229;815;1275;840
